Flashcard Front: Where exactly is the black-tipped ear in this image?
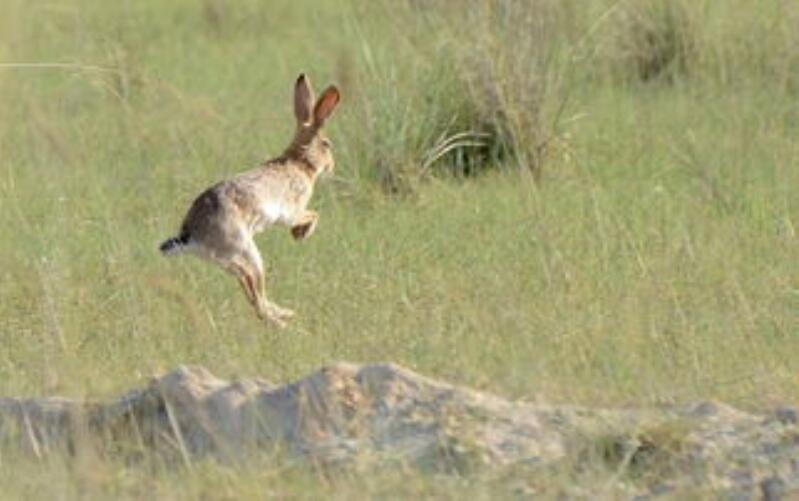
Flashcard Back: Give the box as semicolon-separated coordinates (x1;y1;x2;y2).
294;73;315;125
313;85;341;125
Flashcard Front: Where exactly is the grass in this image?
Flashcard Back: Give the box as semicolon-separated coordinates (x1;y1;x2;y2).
0;0;797;497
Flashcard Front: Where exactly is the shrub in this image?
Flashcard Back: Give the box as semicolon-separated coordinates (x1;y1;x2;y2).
344;0;576;193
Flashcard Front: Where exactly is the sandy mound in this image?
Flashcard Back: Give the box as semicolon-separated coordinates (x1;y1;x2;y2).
0;363;796;497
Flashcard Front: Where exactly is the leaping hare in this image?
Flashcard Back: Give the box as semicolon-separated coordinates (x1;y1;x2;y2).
159;73;341;327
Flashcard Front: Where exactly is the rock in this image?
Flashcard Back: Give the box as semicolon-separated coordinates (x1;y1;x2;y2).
0;362;796;498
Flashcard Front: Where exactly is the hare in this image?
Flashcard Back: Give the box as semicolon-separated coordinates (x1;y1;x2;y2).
159;73;341;327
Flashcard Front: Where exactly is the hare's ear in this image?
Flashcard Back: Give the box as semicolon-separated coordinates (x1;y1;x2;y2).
313;85;341;126
294;73;315;125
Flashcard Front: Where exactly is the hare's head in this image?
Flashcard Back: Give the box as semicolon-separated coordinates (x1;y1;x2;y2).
285;73;341;177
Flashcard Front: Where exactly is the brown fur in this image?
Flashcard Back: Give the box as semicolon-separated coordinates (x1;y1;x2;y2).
160;74;341;327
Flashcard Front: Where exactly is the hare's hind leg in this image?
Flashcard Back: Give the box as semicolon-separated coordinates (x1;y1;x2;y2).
225;261;258;309
238;239;295;326
224;257;289;328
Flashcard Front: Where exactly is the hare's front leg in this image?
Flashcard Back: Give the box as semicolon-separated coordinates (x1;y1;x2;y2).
291;210;318;241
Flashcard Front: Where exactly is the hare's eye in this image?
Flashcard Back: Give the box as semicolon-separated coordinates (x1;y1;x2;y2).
321;138;332;149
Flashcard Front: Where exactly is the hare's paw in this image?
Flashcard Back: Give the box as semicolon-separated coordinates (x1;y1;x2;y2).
291;211;318;241
259;302;295;328
291;222;312;240
258;309;289;328
264;314;288;329
270;303;296;319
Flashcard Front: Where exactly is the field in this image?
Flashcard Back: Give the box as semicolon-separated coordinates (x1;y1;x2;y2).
0;0;797;497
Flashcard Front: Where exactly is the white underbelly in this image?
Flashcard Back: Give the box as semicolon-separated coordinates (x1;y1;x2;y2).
253;201;294;232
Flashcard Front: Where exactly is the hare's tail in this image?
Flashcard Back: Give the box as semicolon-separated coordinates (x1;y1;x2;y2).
159;233;191;256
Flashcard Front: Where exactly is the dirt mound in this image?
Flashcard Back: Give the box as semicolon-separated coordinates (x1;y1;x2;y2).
0;363;796;497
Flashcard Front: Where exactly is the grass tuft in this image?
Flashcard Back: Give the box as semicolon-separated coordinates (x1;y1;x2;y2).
609;0;697;83
345;0;575;193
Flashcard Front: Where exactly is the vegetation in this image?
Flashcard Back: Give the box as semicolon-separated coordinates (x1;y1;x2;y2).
0;0;796;497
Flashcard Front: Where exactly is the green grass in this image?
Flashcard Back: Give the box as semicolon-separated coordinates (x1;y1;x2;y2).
0;0;797;497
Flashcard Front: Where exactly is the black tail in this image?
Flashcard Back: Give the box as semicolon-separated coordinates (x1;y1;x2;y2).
159;233;190;255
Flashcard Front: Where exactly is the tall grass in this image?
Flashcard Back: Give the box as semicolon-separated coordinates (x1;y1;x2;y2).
596;0;799;88
607;0;697;82
343;0;579;192
0;0;797;497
